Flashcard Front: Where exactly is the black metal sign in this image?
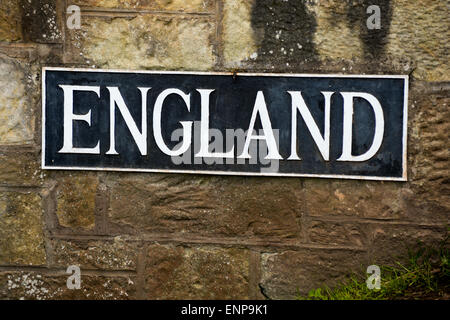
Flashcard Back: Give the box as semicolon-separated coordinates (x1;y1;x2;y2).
42;68;408;181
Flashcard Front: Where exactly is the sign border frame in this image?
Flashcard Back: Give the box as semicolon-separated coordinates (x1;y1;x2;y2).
41;67;409;181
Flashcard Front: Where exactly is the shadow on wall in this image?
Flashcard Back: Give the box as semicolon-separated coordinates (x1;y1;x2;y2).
346;0;392;59
250;0;318;68
250;0;392;67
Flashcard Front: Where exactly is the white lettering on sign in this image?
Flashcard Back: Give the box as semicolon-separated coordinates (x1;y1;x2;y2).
153;88;193;156
238;91;282;160
58;85;100;154
338;92;384;162
288;91;333;161
106;86;150;156
57;87;385;162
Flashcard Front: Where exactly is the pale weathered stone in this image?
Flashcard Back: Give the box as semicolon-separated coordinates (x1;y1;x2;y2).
51;238;138;270
222;0;258;67
0;0;22;41
307;0;449;80
56;174;99;230
0;56;34;145
0;192;46;266
307;0;364;61
260;248;367;298
107;174;303;240
0;152;44;186
144;244;250;299
0;271;136;300
386;0;449;81
66;15;215;70
74;0;214;12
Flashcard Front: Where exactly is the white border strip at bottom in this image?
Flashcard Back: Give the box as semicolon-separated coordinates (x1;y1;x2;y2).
42;165;407;182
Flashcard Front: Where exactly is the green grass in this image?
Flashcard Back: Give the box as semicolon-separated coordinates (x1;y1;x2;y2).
297;238;449;300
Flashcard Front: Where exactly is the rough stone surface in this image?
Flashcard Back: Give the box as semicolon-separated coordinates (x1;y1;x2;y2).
0;192;45;266
222;0;258;67
248;0;318;70
303;179;408;219
144;244;250;299
304;0;449;80
75;0;214;12
51;238;138;270
407;88;450;223
307;0;364;61
0;271;136;300
0;1;22;41
0;55;34;145
66;15;215;70
386;0;449;81
0;152;44;186
56;174;99;230
367;224;448;266
260;249;367;299
107;174;302;240
20;0;62;43
307;220;366;247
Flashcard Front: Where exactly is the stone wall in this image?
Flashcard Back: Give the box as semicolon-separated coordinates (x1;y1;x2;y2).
0;0;448;300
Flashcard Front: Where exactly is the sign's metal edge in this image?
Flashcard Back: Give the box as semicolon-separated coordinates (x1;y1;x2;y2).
41;165;406;182
41;67;409;182
402;76;409;181
41;68;47;169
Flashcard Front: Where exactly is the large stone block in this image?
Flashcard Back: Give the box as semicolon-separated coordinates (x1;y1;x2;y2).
65;15;215;70
0;271;136;300
107;174;303;241
222;0;258;67
144;244;250;299
55;173;99;230
305;0;449;80
0;55;34;145
51;238;138;271
0;192;46;266
303;179;407;219
386;0;449;81
260;248;367;299
367;224;448;266
74;0;214;12
0;152;44;186
306;0;364;61
407;88;450;223
0;1;22;41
